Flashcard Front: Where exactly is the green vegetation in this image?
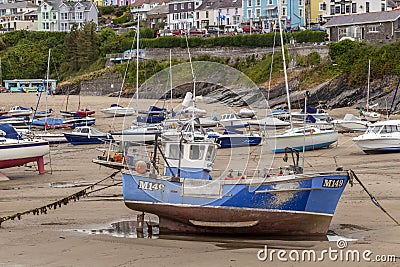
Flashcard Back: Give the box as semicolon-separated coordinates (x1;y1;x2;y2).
1;28;398;91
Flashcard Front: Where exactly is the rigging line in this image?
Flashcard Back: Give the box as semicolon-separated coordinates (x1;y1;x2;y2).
110;29;138;131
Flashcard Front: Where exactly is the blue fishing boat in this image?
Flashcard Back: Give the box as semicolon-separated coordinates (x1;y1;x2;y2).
208;127;262;148
121;135;350;236
64;126;112;145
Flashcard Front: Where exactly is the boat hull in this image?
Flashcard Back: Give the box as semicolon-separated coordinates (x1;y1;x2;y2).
217;135;262;148
125;201;333;236
122;171;349;236
334;121;368;132
353;137;400;154
64;133;109;145
266;131;338;153
0;140;50;173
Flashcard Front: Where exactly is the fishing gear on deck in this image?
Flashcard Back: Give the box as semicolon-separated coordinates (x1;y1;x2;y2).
349;169;399;226
0;170;120;227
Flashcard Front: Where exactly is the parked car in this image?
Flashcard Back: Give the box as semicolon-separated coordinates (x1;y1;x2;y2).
172;29;187;36
242;25;259;33
189;28;205;36
224;25;243;35
158;29;174;37
207;26;224;35
310;26;326;32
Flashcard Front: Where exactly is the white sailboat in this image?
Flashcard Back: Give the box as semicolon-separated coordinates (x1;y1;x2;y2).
265;4;337;153
362;60;381;122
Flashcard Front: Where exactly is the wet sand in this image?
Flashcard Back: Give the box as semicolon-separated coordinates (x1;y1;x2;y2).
0;93;399;266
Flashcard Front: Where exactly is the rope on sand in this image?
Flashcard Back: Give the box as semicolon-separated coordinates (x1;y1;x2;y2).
349;169;399;226
0;170;121;227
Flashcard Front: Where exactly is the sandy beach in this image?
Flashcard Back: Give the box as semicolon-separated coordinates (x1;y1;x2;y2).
0;93;399;266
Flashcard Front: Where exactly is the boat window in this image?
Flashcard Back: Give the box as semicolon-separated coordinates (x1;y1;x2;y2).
189;144;205;160
81;128;89;133
368;126;380;134
168;144;183;159
205;145;216;161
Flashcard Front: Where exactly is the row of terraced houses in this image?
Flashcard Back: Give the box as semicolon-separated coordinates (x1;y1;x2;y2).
0;0;400;39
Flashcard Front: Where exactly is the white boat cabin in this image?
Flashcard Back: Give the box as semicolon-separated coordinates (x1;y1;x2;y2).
163;140;217;179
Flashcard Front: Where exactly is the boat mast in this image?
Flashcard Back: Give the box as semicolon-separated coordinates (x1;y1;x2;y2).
278;0;292;128
45;49;51;132
169;49;173;109
136;17;140;110
185;30;196;133
367;59;370;113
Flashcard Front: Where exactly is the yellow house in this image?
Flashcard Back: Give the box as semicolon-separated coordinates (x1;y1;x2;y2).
308;0;323;25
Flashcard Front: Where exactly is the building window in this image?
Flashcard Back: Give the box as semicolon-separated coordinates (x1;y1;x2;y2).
247;9;251;18
205;11;208;18
42;22;49;29
319;3;325;11
43;12;49;19
61;13;67;20
282;0;286;4
196;11;199;19
335;6;340;14
247;0;251;7
298;0;303;6
268;0;272;4
352;3;356;13
188;2;192;9
181;3;184;9
256;0;260;6
282;6;287;16
255;8;261;18
381;3;385;11
330;5;335;15
299;8;303;18
345;4;350;13
368;25;378;32
174;4;177;10
366;2;370;12
77;12;83;20
235;8;238;14
339;28;347;35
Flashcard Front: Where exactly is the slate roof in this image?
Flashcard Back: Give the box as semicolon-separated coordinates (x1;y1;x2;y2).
131;0;168;8
196;0;241;11
324;10;400;27
0;1;38;9
147;4;169;15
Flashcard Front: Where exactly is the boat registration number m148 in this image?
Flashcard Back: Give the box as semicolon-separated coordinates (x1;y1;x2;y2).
138;180;165;191
322;179;345;188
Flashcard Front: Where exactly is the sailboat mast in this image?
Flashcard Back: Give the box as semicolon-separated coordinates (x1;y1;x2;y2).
367;59;370;113
278;0;292;128
136;17;140;110
169;49;173;109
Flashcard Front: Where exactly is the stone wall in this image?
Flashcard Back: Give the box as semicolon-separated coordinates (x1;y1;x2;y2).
144;45;329;61
80;72;124;96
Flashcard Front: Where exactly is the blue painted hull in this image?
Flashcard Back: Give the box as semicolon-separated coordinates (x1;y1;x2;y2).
122;171;349;235
137;115;164;124
64;133;110;145
217;136;262;148
272;141;336;153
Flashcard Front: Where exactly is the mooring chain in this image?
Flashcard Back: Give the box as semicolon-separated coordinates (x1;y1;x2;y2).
0;170;121;227
348;169;399;226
